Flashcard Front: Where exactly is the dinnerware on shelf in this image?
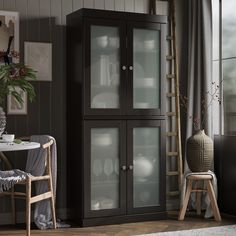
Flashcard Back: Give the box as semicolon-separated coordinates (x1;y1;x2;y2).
134;154;154;180
134;102;150;109
144;39;155;50
104;158;114;176
95;35;108;48
92;93;119;108
135;78;155;87
91;200;100;210
92;133;112;146
114;159;119;175
92;159;103;176
100;198;115;209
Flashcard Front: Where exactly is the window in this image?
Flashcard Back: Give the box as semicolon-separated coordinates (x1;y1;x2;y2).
213;0;236;134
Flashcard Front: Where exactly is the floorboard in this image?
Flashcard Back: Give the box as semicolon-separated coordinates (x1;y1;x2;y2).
0;212;235;236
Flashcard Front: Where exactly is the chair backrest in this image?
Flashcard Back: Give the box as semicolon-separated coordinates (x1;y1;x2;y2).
42;139;54;175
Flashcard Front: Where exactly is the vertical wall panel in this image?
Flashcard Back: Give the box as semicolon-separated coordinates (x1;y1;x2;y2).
3;0;15;10
15;0;28;146
39;0;51;135
115;0;125;11
104;0;114;10
125;0;134;12
135;0;144;13
73;0;83;11
27;0;40;135
83;0;94;8
62;0;73;25
94;0;104;9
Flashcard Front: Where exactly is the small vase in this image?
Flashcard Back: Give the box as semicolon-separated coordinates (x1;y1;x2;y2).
0;107;6;137
186;130;213;172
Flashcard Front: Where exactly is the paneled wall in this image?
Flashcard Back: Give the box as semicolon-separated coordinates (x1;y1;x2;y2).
0;0;149;224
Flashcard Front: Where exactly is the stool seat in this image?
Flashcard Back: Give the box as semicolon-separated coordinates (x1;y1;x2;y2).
187;174;212;180
178;173;221;222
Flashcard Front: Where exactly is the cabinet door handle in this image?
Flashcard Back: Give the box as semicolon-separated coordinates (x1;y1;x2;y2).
128;165;133;170
122;65;127;71
121;165;127;171
129;66;133;71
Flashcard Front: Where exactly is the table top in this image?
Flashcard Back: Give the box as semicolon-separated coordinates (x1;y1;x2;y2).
0;141;40;152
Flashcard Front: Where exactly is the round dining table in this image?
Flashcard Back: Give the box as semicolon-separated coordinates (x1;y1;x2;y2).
0;141;40;169
0;141;40;152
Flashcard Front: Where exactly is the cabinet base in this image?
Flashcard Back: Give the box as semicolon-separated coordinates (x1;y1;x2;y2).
74;212;167;227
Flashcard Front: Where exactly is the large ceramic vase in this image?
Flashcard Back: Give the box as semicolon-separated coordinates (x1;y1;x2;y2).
186;130;213;172
0;107;6;136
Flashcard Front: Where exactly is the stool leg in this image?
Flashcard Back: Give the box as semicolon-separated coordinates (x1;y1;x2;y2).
206;180;221;222
179;179;193;220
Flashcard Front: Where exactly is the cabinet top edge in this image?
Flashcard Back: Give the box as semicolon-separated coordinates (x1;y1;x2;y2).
66;8;168;24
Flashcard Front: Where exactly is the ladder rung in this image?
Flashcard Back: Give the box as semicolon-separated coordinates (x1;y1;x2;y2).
166;35;174;40
167;191;180;197
167;171;179;176
166;132;177;136
167;152;178;156
166;112;176;116
166;74;175;79
166;93;176;97
166;55;175;60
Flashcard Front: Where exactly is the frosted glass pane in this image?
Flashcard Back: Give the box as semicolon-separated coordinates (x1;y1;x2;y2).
91;25;120;108
133;127;160;208
133;29;160;109
91;128;119;210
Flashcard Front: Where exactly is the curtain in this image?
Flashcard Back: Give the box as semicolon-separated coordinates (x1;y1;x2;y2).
185;0;213;169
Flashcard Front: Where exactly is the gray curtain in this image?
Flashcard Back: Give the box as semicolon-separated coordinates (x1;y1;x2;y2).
185;0;213;169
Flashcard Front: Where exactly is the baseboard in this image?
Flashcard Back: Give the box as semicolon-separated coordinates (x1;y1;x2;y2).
0;208;68;225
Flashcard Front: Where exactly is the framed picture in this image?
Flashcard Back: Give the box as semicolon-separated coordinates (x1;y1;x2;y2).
7;87;27;115
24;42;52;81
0;11;19;64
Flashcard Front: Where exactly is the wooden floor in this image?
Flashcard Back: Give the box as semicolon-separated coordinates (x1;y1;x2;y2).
0;212;235;236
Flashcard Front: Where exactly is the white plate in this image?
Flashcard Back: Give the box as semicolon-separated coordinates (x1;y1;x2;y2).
92;93;119;108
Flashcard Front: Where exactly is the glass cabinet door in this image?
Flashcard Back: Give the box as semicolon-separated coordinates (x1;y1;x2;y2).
127;23;166;116
85;20;125;115
84;121;126;217
127;120;166;214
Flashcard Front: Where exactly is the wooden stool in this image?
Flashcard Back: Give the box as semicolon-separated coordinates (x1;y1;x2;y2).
178;174;221;221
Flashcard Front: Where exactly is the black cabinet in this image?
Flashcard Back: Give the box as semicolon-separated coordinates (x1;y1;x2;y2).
67;8;167;226
214;135;236;216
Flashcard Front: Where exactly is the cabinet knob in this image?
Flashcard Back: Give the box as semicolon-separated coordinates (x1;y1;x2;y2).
122;65;127;71
128;165;133;170
121;165;127;171
129;66;133;71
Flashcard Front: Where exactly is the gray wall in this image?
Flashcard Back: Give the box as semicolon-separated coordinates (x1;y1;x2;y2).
0;0;150;224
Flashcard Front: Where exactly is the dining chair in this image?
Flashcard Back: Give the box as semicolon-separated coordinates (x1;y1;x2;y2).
0;138;57;236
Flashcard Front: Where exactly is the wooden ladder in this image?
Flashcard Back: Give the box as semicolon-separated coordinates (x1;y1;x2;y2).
165;0;183;199
149;0;183;204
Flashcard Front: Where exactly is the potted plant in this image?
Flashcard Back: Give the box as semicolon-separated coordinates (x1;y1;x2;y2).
0;52;37;135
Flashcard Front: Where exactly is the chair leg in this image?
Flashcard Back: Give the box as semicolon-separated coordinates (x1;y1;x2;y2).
178;179;193;220
11;187;16;224
206;180;222;222
48;178;57;229
26;178;31;236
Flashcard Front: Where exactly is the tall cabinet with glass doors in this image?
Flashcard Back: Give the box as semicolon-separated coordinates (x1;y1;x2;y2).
67;9;167;226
